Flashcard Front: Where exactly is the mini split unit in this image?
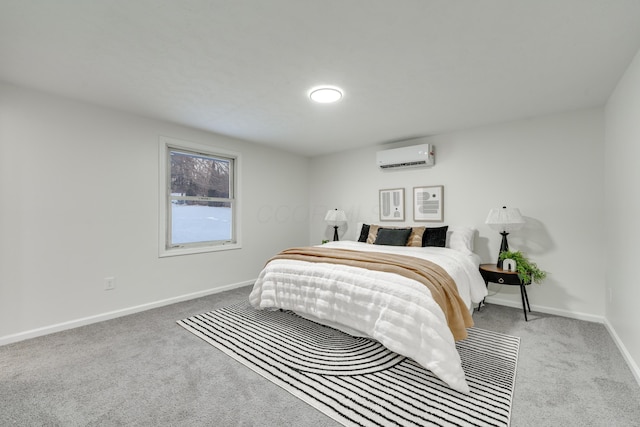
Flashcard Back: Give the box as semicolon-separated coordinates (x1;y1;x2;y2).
376;143;435;169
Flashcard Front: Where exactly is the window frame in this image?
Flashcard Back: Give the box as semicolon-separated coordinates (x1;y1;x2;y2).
158;136;241;257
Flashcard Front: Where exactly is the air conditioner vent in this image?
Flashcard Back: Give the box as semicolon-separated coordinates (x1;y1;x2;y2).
376;143;434;169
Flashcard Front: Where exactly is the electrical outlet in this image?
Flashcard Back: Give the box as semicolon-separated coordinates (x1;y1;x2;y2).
104;277;116;291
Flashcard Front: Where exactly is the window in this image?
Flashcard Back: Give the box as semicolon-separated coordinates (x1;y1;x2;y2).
159;137;241;256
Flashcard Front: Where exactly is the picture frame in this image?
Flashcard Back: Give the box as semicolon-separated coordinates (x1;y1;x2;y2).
413;185;444;222
379;188;405;221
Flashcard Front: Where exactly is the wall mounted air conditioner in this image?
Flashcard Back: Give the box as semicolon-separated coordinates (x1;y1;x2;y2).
376;143;434;169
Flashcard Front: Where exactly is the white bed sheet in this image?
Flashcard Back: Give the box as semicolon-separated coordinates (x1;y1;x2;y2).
249;240;488;393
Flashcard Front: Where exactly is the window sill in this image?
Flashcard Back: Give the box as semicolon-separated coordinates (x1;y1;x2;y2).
159;242;242;258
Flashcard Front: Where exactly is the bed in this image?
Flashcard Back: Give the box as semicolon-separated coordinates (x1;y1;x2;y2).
249;225;488;393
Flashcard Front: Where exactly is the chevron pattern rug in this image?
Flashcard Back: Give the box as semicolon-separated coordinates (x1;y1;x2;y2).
178;302;519;427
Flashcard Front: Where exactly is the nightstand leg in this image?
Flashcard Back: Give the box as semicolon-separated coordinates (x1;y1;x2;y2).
523;285;531;312
519;284;528;321
477;280;488;312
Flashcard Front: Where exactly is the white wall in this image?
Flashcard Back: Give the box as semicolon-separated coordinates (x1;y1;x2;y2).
605;49;640;380
0;83;310;341
310;108;605;320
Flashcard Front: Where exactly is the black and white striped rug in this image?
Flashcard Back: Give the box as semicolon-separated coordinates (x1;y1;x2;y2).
178;302;519;427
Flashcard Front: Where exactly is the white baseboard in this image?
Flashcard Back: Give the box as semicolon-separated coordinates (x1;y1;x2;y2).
0;280;254;347
484;296;605;323
603;318;640;388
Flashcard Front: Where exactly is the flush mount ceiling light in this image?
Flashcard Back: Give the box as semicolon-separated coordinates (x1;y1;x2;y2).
309;86;343;103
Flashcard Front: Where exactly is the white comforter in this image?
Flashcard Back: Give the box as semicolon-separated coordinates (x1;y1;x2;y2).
249;240;488;393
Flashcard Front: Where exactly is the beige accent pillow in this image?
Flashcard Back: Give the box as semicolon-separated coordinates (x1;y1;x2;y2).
366;225;380;244
406;226;425;247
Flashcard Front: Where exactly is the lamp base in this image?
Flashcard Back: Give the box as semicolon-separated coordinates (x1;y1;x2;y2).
497;231;509;268
333;226;339;241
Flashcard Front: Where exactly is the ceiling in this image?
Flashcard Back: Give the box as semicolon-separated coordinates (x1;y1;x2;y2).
2;1;640;157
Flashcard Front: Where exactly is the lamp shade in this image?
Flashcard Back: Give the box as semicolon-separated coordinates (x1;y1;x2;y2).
324;209;347;225
485;206;525;233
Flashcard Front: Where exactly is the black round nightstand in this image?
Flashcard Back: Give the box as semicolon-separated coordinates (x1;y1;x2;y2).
478;263;532;321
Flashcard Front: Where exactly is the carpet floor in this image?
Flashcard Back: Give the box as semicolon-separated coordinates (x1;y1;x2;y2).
1;285;639;426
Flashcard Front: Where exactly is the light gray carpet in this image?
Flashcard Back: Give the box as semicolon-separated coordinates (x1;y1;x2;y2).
1;285;639;426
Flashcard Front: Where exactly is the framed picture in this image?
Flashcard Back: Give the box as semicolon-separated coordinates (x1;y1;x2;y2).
413;185;444;222
379;188;405;221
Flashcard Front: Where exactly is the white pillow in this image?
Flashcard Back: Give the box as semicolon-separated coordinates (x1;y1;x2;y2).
446;226;475;254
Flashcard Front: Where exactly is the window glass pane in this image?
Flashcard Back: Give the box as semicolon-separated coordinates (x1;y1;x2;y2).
170;151;230;198
171;202;232;244
169;148;233;246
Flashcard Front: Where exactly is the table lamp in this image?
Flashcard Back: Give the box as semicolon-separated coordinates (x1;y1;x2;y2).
485;206;525;268
324;209;347;241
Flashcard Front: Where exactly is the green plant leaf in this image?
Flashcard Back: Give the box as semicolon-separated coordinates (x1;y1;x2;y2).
499;250;547;284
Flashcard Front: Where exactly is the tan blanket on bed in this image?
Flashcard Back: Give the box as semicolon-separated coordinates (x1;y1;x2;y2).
269;246;474;341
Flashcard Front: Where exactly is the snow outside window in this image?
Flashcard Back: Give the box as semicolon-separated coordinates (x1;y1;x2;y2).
159;137;241;256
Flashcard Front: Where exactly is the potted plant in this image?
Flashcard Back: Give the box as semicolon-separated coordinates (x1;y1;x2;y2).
499;250;547;284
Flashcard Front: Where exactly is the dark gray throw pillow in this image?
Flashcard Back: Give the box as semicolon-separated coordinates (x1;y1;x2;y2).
374;228;412;246
422;226;449;247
